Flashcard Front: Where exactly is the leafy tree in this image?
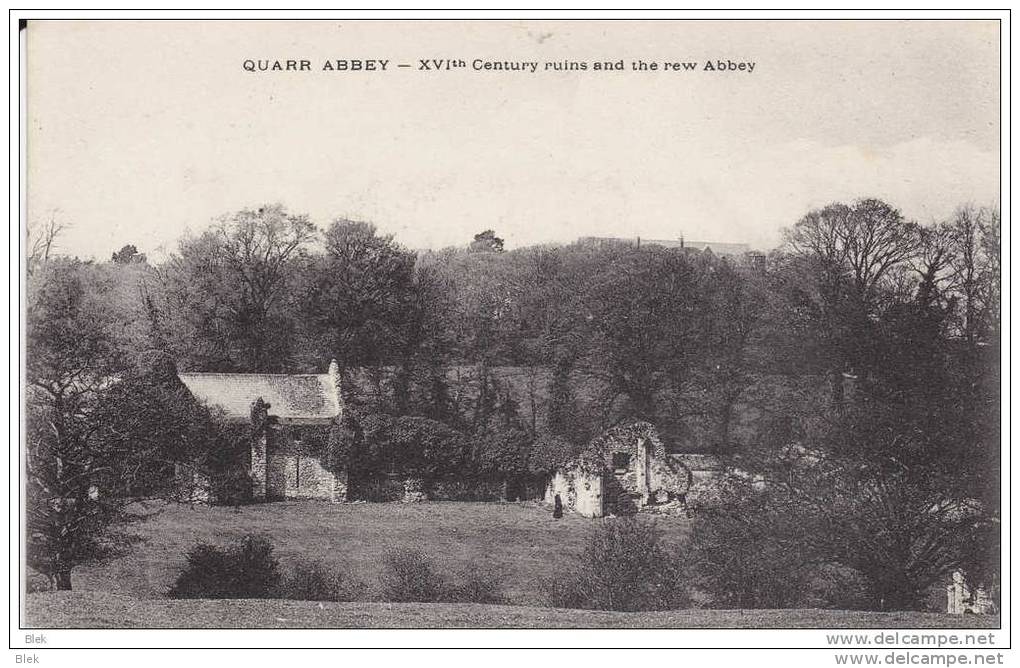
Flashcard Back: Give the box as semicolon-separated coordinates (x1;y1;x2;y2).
149;204;315;372
580;247;709;425
298;219;416;373
26;260;216;589
472;426;534;478
468;229;504;253
27;359;221;589
111;244;147;265
529;433;583;476
691;199;1000;611
389;260;459;423
695;425;982;611
349;413;468;479
546;353;588;442
440;249;523;364
700;257;764;449
691;475;821;609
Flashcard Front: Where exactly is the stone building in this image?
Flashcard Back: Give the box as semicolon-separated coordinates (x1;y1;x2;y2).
577;236;752;257
178;360;346;503
545;420;718;518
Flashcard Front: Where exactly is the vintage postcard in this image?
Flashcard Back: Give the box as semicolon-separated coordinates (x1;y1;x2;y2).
13;13;1008;661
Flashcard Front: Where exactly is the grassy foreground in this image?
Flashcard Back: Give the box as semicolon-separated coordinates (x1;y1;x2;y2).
24;501;999;629
62;500;678;605
25;591;998;629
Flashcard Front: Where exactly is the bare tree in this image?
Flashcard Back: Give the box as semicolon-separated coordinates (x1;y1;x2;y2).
911;221;956;310
781;198;922;400
26;211;68;277
946;204;999;343
979;206;1000;339
784;198;921;307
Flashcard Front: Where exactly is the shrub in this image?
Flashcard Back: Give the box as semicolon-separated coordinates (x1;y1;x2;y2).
550;517;689;611
445;566;508;604
167;534;280;599
428;477;507;502
205;421;255;506
349;475;405;502
378;546;447;602
688;482;817;609
26;570;51;594
277;560;364;602
354;414;468;478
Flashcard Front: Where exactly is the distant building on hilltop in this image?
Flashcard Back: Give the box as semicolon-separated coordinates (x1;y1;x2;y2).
578;235;763;261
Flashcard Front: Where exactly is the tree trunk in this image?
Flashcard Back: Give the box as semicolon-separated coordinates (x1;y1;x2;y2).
54;570;72;591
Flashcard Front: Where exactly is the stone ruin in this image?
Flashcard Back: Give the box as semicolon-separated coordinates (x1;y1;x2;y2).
946;570;996;615
544;420;722;518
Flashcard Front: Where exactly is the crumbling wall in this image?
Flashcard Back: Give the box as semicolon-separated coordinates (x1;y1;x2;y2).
548;421;708;517
544;468;603;517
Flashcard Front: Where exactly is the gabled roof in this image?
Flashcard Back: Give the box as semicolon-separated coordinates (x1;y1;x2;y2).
178;373;340;423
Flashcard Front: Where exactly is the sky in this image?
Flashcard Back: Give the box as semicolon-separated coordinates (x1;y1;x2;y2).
26;19;1000;260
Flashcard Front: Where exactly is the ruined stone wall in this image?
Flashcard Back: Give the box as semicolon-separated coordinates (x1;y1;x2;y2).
947;571;996;615
593;422;693;514
544;468;603;517
547;422;713;517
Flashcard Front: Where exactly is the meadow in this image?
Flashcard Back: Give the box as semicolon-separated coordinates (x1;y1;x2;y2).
24;500;998;629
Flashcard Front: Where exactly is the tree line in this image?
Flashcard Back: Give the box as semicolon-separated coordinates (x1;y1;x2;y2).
25;198;1000;606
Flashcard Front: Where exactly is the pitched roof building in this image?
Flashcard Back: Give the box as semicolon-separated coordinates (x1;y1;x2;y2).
178;364;341;425
578;236;753;257
178;360;346;503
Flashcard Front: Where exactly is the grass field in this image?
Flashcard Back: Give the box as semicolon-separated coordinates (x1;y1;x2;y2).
25;591;998;629
23;500;999;629
64;500;667;605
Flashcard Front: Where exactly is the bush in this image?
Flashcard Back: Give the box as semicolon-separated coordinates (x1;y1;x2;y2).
688;484;817;609
445;566;508;604
26;570;51;594
428;477;506;502
550;517;689;611
167;534;280;599
276;560;364;602
354;413;468;478
349;475;405;502
378;546;447;602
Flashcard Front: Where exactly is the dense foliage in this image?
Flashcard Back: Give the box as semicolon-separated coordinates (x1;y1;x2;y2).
26;198;1001;608
550;517;688;611
167;534;280;599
